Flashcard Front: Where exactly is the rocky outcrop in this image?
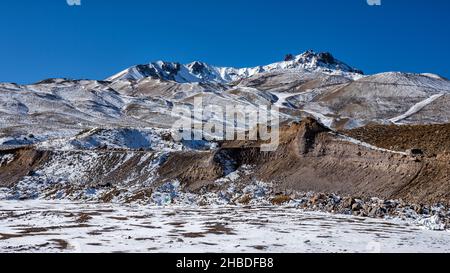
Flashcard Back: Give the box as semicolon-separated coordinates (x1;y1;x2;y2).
293;117;330;155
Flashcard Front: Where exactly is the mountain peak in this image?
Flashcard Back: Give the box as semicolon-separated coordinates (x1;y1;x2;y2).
277;50;363;75
107;50;363;83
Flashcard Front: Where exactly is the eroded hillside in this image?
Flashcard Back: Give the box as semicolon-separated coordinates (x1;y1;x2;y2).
1;118;449;206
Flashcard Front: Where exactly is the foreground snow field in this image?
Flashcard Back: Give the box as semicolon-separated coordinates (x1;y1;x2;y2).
0;201;449;253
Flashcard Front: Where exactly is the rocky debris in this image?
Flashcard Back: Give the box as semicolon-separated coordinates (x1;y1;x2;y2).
290;192;450;230
351;202;363;213
237;194;252;205
310;192;328;205
271;195;292;205
148;179;450;230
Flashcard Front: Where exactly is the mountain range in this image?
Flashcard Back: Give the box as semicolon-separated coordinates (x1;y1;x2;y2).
1;50;449;148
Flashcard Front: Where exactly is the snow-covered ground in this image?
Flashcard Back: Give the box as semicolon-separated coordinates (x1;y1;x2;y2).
1;200;449;253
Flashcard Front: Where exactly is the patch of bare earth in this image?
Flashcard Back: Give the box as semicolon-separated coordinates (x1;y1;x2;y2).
342;123;450;156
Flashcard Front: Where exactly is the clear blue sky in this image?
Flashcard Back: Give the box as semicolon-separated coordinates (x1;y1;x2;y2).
0;0;449;83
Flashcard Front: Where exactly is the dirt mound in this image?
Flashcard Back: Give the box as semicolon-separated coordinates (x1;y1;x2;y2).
342;123;450;156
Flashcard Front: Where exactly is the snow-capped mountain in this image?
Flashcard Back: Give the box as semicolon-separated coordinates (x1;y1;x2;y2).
107;50;364;83
1;49;450;150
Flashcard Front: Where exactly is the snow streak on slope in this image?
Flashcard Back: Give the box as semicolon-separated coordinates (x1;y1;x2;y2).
336;134;408;155
390;94;445;124
271;91;305;108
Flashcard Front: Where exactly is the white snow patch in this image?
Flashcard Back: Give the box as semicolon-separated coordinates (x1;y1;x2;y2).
302;110;334;128
417;215;446;231
0;153;15;166
271;91;305;108
390;93;444;124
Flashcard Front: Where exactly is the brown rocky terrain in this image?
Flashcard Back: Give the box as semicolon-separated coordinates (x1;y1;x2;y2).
0;148;50;187
1;118;449;206
213;118;450;205
342;123;450;156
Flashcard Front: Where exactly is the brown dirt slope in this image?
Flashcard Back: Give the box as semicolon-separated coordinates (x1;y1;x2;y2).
0;148;50;187
342;123;450;156
213;118;450;205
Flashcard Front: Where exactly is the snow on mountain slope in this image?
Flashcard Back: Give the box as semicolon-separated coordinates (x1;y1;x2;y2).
1;51;450;150
37;128;173;151
307;72;450;129
389;93;445;124
107;50;363;83
356;72;450;91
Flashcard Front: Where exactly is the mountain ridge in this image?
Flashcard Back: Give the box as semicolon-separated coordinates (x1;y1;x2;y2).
106;50;364;83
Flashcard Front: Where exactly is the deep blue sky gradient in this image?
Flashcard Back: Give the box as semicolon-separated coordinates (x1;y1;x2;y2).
0;0;449;83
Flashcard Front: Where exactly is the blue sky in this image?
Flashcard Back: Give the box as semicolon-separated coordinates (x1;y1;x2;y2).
0;0;449;83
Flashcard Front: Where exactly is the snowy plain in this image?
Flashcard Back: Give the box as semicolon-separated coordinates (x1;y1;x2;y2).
1;200;450;253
